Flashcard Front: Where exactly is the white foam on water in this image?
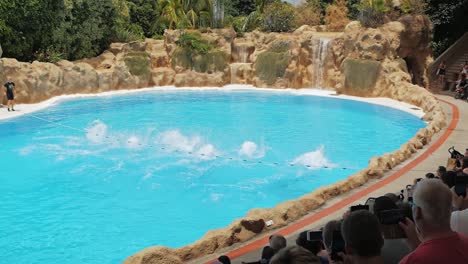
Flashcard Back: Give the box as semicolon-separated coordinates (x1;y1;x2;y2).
157;130;201;153
292;145;335;170
238;141;265;159
126;136;141;149
18;145;35;156
210;193;223;202
86;120;108;144
197;144;219;160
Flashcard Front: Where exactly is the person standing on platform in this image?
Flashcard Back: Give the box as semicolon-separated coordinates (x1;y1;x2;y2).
4;80;15;111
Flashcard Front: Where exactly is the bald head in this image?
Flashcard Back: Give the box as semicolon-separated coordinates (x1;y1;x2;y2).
413;179;452;228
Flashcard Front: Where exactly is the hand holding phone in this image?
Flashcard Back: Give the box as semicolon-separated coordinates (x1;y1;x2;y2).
331;231;345;261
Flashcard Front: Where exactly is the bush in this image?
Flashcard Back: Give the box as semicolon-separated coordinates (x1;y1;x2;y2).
358;0;389;28
325;0;350;31
295;0;322;27
172;31;228;73
262;2;297;32
176;31;213;54
231;16;247;33
400;0;427;15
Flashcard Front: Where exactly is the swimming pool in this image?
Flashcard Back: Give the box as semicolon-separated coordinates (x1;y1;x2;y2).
0;89;425;264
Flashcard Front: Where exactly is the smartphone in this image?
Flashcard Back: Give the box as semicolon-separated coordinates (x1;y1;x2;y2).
379;209;406;239
330;231;345;261
379;209;405;225
350;204;369;212
306;231;323;242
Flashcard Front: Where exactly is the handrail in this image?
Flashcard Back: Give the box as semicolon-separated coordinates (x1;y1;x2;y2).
429;32;468;78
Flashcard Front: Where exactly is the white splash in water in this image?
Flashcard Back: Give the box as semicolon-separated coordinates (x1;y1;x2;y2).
210;193;223;202
126;136;141;149
238;141;265;158
292;145;335;170
197;144;219;160
19;146;35;156
86;120;108;144
157;130;201;152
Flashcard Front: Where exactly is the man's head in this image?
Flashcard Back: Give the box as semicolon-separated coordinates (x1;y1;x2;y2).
217;255;230;264
270;245;320;264
322;220;341;252
425;173;435;179
341;210;383;258
462;157;468;170
437;166;446;177
412;179;452;236
270;234;287;253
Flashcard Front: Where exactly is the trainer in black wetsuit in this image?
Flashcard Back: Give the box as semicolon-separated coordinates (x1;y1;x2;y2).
4;80;15;111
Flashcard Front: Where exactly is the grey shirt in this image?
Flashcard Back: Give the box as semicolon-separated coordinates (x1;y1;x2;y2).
381;238;412;264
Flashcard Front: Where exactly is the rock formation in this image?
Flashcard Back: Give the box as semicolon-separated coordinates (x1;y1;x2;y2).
0;16;445;264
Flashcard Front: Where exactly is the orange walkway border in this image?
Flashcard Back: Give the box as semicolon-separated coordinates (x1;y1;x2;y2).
206;98;459;263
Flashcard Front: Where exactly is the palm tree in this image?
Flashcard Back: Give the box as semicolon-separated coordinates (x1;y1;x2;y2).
158;0;186;29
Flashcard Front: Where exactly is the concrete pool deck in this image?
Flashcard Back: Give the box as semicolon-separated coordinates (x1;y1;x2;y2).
196;94;467;264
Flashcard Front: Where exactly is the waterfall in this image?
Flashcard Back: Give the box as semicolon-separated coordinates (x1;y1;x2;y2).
239;45;248;63
311;38;331;88
213;0;225;28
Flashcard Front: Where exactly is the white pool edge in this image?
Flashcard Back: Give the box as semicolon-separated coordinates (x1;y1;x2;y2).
0;85;426;121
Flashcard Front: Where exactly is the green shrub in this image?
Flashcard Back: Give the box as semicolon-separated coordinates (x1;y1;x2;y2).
232;16;247;33
358;0;389;28
124;51;150;76
262;2;297;32
325;0;350;31
176;31;213;54
255;43;290;85
400;0;427;14
295;0;322;27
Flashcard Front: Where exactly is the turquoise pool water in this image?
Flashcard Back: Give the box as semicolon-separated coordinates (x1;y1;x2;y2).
0;90;425;264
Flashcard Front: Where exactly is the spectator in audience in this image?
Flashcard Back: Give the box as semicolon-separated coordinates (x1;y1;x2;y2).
425;173;435;179
399;179;468;263
436;166;446;178
384;193;400;204
441;171;457;188
270;245;320;264
218;255;231;264
242;246;275;264
270;235;287;253
296;231;329;264
452;186;468;236
436;61;446;83
340;210;384;264
399;202;414;221
373;196;412;264
322;220;342;263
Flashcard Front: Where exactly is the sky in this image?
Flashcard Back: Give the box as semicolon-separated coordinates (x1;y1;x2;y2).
284;0;303;5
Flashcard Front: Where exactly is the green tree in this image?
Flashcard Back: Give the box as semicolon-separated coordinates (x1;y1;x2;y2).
126;0;163;37
0;0;65;61
262;2;296;32
225;0;256;17
426;0;468;56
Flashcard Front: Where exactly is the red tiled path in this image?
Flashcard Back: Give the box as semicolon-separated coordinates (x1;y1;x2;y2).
206;98;459;263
